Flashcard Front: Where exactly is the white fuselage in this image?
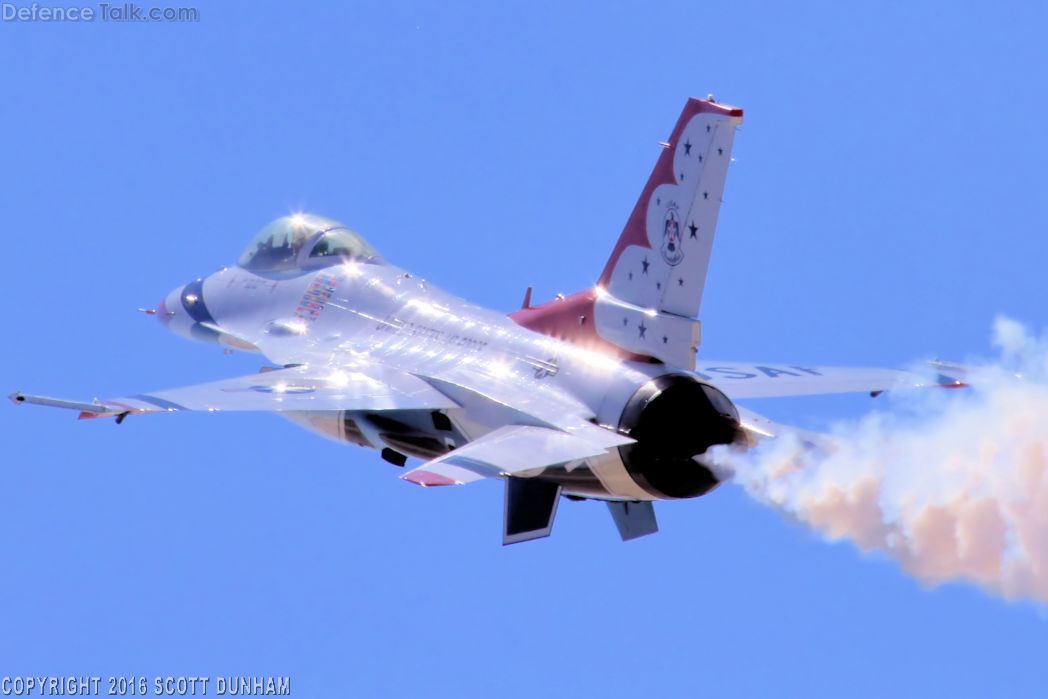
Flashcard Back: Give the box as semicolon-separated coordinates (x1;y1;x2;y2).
163;260;682;501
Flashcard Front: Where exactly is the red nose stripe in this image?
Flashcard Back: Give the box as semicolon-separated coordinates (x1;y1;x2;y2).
157;297;171;327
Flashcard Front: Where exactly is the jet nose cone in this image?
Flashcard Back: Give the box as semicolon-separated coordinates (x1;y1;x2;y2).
156;293;174;327
158;284;193;336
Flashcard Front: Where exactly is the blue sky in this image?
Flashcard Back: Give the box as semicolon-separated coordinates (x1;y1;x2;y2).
2;1;1048;696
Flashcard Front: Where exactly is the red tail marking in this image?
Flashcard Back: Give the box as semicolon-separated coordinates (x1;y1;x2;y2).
509;288;650;361
598;98;742;287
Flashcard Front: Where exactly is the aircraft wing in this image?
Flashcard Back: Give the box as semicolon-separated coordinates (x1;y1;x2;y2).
9;364;458;419
696;362;967;400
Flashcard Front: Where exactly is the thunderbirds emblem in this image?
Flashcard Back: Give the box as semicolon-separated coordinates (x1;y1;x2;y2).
661;202;684;266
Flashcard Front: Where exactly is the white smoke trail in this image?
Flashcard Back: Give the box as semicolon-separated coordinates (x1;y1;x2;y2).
714;317;1048;603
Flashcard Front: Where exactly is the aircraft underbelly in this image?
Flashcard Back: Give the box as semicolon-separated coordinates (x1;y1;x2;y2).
281;409;465;461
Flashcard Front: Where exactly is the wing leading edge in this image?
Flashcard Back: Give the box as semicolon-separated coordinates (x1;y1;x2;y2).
10;363;458;419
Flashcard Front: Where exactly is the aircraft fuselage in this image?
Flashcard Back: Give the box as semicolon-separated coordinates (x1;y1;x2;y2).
160;259;726;502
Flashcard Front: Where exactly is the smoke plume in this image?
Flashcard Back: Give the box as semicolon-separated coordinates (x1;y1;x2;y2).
714;317;1048;603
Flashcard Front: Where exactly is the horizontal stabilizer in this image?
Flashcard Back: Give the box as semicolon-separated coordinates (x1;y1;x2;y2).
696;363;969;400
733;405;860;463
401;423;633;487
607;501;659;541
504;477;561;545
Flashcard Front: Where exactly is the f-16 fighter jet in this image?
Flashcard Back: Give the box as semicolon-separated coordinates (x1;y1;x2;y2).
11;98;964;544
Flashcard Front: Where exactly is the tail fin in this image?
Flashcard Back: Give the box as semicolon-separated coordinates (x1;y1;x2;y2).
510;98;742;368
599;97;742;318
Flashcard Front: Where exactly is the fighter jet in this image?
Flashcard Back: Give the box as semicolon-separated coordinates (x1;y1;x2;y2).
10;97;964;544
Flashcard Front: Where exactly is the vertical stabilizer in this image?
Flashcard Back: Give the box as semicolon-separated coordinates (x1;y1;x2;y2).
510;98;742;368
599;98;742;319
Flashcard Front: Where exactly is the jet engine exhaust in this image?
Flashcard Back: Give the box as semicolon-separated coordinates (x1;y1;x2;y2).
618;375;744;499
712;317;1048;605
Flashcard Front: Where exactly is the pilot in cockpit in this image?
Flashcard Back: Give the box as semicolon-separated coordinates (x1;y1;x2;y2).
238;214;380;275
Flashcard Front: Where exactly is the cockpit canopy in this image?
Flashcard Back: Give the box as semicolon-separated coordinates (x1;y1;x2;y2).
237;214;380;274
